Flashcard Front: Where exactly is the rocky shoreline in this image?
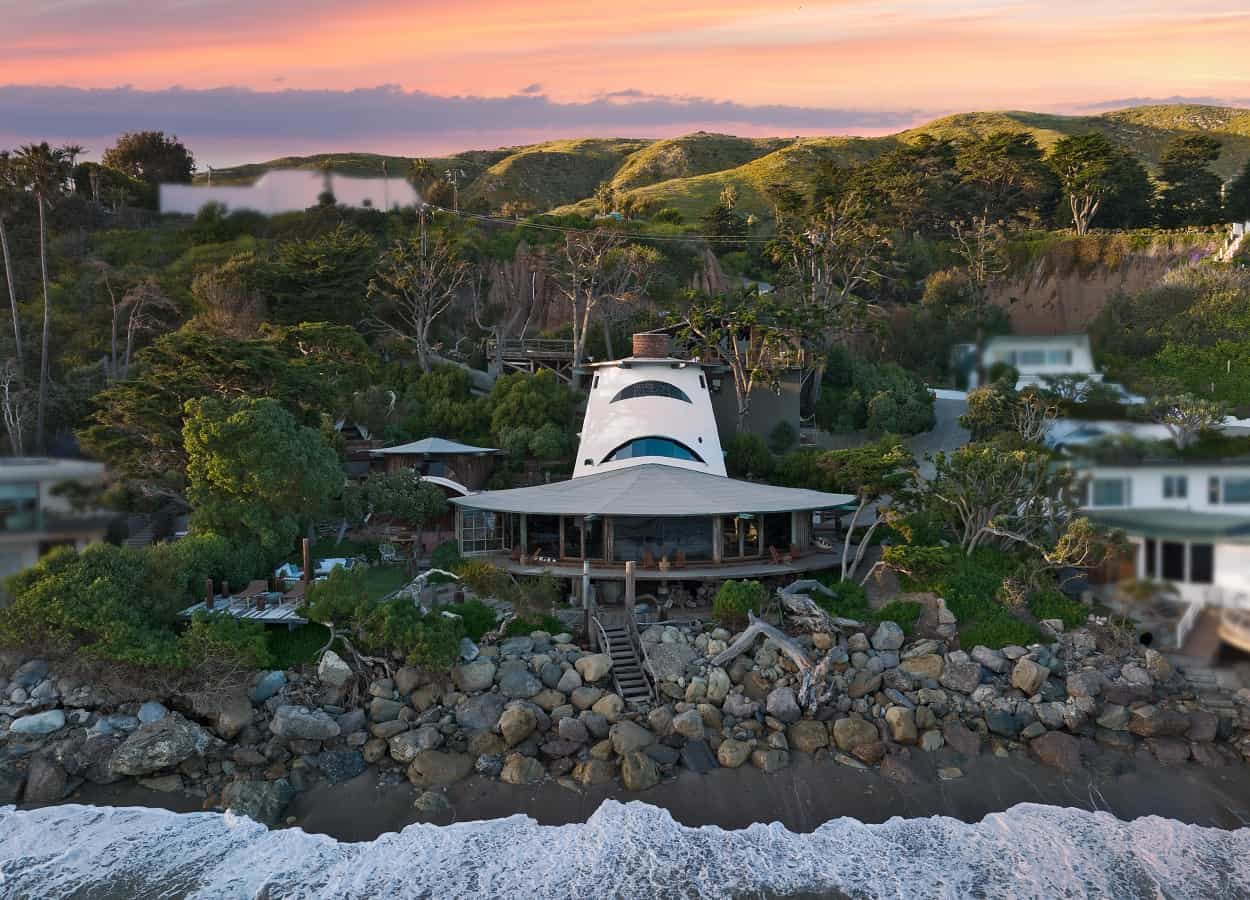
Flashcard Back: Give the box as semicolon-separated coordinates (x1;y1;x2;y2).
2;612;1249;829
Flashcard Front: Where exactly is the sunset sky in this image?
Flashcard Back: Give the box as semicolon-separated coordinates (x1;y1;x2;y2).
2;0;1249;165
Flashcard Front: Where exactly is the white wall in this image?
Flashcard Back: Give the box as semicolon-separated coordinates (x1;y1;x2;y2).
574;360;726;478
161;170;418;216
1078;464;1250;512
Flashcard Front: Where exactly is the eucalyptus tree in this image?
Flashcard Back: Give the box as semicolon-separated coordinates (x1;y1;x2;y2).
15;143;71;451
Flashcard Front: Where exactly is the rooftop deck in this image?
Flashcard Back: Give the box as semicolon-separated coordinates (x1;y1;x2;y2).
482;550;842;582
179;595;308;626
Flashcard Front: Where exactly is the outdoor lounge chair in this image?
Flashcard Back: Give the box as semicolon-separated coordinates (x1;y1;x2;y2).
282;581;306;606
789;544;803;561
642;550;656;568
768;546;783;565
511;544;523;562
233;580;269;600
673;550;687;569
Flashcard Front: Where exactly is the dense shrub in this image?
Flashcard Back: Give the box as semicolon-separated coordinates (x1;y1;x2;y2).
503;614;565;637
158;533;268;604
444;599;499;641
812;577;872;620
815;347;935;436
768;421;798;454
455;559;511;599
725;433;773;479
1027;589;1088;629
353;597;465;669
712;580;765;629
430;540;462;572
874;600;924;635
179;612;273;670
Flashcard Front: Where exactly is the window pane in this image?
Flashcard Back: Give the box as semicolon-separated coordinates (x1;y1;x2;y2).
1020;350;1045;366
1163;476;1188;499
604;436;703;463
1224;478;1250;504
1161;542;1185;581
1145;539;1157;578
0;483;39;533
1045;350;1072;365
1092;479;1125;506
762;512;792;553
1190;544;1214;584
613;516;712;563
610;381;692;404
1210;476;1221;504
527;515;560;558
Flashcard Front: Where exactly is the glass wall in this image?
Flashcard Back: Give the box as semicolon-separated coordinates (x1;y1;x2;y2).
722;515;761;558
762;512;792;552
461;508;504;553
613;516;713;563
527;515;561;558
0;483;39;532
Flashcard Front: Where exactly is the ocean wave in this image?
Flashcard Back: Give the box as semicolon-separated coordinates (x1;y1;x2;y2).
0;800;1248;899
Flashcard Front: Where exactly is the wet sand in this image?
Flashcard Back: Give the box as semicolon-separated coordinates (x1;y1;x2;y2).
65;749;1250;843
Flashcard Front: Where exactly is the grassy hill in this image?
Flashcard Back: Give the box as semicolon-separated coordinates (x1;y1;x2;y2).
198;104;1250;217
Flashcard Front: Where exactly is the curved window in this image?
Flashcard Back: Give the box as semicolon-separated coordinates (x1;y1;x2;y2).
603;436;703;464
610;380;691;404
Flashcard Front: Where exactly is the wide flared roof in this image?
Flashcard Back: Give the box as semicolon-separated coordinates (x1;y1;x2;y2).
375;437;501;456
450;463;855;516
1088;508;1250;544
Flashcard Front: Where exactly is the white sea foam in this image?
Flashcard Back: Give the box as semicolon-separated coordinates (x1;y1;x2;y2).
0;800;1248;899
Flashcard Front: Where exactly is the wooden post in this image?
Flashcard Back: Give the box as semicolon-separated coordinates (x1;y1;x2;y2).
583;560;594;650
624;561;636;615
712;517;723;563
205;577;214;610
302;538;312;585
520;514;528;558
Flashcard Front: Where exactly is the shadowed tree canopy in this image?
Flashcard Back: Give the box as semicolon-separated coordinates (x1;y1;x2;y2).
184;396;341;563
1156;134;1223;226
254;224;377;325
78;324;373;504
102;131;195;184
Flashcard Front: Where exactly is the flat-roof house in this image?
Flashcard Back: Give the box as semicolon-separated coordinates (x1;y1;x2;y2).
372;438;503;491
0;458;112;587
968;334;1098;391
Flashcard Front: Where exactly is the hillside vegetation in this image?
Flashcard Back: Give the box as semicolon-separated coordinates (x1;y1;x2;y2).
200;104;1250;217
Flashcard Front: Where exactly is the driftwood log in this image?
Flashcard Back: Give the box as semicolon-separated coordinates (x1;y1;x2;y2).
777;581;862;634
709;612;812;672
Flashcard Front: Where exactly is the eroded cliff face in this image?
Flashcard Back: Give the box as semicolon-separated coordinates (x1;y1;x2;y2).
477;241;732;338
987;233;1222;335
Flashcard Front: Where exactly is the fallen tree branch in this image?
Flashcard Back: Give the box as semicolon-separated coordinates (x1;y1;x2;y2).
710;611;812;672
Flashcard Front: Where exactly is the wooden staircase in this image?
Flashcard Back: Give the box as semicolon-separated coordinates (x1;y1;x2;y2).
597;619;654;706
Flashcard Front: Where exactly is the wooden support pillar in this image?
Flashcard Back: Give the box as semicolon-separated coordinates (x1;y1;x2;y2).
205;577;215;610
712;517;723;563
520;514;528;557
583;560;594;649
302;538;312;585
625;561;636;615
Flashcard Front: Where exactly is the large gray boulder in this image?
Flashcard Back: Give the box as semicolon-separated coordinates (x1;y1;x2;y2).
455;693;506;732
870;621;905;652
9;710;66;735
609;720;655;756
269;705;341;741
765;687;801;724
452;660;497;693
645;643;697;682
22;756;66;803
317;650;353;688
250;670;286;703
575;654;613;683
939;661;983;694
222;779;295;827
109;715;224;776
498;669;543;699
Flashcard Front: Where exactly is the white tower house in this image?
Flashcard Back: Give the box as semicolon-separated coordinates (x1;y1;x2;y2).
573;333;726;479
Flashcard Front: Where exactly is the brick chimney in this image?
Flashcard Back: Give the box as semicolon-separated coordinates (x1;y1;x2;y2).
631;332;671;359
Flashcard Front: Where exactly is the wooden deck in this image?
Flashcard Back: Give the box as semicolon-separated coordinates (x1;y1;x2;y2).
179;596;308;626
486;550;842;582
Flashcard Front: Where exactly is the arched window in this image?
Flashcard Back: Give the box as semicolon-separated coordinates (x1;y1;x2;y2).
603;436;704;464
610;380;691;404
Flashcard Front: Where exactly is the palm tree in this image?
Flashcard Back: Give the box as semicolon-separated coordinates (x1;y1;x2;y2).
0;152;23;366
15;143;70;452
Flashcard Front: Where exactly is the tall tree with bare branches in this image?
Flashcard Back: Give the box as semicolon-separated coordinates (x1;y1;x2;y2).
0;152;24;369
365;236;470;372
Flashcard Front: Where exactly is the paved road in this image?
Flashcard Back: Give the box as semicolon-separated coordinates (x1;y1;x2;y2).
906;396;970;479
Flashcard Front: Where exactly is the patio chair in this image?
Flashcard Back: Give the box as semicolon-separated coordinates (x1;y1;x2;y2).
673;550;687;569
642;549;656;568
378;543;400;566
789;543;803;561
768;546;783;565
511;544;523;562
233;580;269;600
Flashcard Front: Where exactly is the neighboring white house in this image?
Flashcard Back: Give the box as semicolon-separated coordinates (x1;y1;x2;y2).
1073;459;1250;608
0;458;112;588
957;334;1096;391
574;333;727;479
160;170;419;216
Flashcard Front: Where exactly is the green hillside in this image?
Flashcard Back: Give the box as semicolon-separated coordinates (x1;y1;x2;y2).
199;103;1250;216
